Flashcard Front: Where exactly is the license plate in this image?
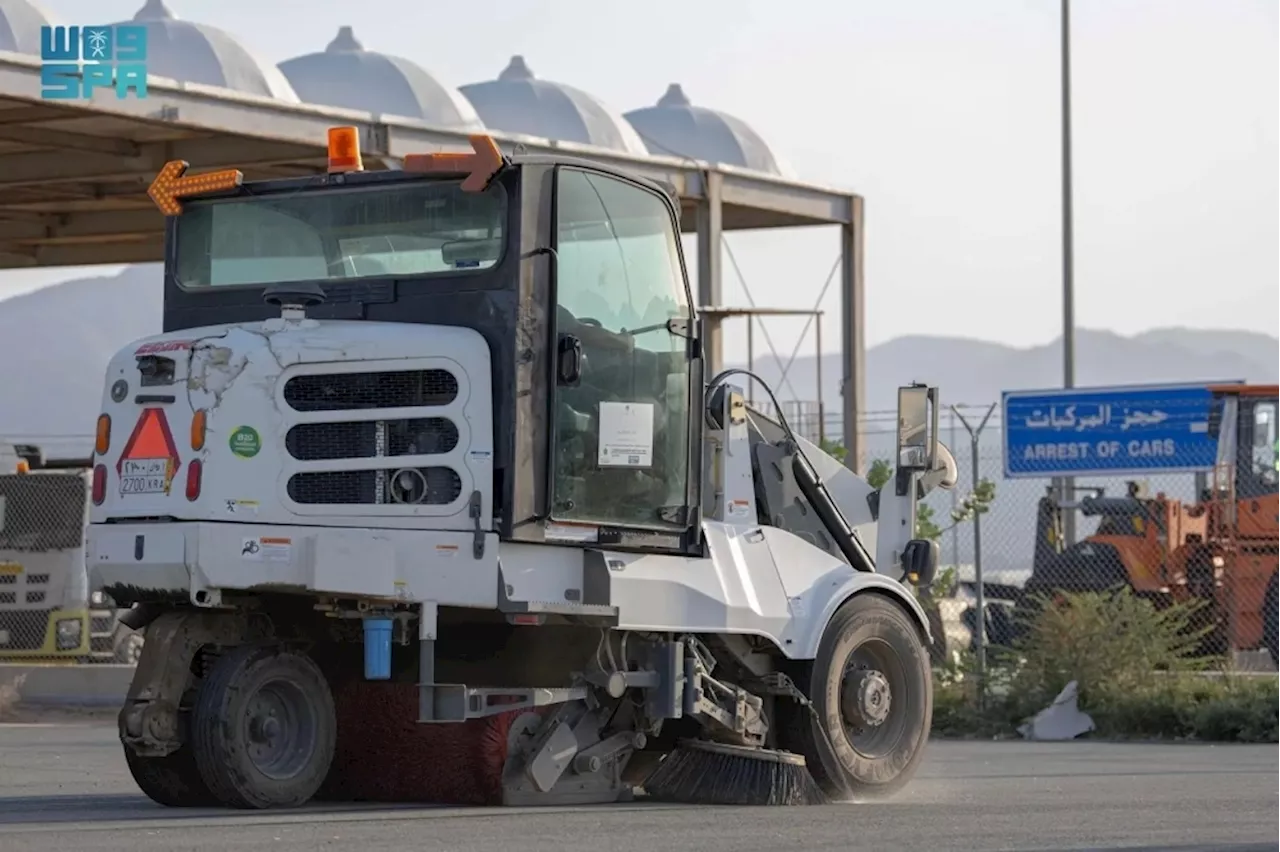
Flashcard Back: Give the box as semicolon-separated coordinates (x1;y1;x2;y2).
120;458;172;495
0;630;9;645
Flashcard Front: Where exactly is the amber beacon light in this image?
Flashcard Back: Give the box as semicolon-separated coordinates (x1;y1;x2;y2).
327;126;364;173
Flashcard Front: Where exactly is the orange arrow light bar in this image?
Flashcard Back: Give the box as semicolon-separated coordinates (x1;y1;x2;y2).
403;134;506;192
148;160;244;216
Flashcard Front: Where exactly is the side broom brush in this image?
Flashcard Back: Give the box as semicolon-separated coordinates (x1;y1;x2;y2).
641;739;829;806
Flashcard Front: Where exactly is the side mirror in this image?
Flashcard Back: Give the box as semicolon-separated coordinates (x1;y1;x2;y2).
895;384;938;472
901;538;939;588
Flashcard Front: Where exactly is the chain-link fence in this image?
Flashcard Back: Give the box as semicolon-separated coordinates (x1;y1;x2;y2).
4;391;1276;678
851;400;1280;673
0;469;140;664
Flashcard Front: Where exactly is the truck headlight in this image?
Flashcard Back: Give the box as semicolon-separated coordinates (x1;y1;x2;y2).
55;618;83;650
90;591;107;607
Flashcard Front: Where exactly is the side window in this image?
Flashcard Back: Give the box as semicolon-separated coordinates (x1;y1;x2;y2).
551;168;693;532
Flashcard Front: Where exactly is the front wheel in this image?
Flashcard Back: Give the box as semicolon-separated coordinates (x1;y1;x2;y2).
783;594;932;799
191;645;336;809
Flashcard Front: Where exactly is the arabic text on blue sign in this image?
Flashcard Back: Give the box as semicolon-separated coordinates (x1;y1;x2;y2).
40;26;148;100
1002;383;1228;479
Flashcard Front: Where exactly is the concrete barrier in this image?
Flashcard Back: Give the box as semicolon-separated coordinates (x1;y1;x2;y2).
0;663;133;708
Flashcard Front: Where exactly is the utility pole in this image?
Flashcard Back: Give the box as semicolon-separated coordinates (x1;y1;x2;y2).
1058;0;1078;546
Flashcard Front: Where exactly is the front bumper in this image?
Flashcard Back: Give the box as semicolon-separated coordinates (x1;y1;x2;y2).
86;522;500;608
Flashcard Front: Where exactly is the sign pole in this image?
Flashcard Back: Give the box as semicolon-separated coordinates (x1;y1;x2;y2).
1060;0;1078;546
953;402;997;706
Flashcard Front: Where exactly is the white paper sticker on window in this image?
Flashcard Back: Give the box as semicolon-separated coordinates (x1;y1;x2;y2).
598;401;655;468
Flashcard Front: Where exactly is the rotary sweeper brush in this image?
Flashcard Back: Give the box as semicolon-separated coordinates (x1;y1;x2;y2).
87;128;960;810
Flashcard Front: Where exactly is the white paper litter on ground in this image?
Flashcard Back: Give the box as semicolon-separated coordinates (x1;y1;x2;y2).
1017;680;1096;741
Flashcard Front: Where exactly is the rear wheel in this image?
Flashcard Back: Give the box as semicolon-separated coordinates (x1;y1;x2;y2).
781;594;932;799
191;645;336;809
123;739;216;807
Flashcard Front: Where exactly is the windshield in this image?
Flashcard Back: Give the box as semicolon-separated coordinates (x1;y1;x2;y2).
173;180;507;289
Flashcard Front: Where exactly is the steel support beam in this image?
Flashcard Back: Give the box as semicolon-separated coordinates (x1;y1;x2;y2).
696;171;724;377
718;176;853;225
840;199;867;474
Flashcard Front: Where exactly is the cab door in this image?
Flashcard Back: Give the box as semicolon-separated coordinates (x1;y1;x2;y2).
547;167;697;547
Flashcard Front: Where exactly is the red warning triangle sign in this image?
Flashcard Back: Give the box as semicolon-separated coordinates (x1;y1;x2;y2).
116;408;181;476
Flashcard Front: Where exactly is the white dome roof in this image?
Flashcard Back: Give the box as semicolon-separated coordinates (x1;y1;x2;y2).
624;84;789;176
0;0;55;54
459;56;647;156
112;0;298;102
278;27;482;129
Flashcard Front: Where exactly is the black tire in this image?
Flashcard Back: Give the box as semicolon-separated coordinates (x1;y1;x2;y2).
191;645;336;809
783;594;932;799
123;741;217;807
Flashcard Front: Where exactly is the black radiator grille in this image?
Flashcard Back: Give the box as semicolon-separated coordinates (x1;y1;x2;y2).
286;418;459;461
287;468;462;506
283;370;458;412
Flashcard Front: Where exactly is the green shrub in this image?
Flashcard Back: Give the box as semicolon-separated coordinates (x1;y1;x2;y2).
929;588;1278;743
1007;587;1216;708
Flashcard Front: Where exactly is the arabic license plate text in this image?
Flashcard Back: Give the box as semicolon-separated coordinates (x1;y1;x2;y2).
0;630;9;645
120;459;171;495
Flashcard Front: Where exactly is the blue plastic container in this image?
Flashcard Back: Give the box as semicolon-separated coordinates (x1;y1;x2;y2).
363;617;393;680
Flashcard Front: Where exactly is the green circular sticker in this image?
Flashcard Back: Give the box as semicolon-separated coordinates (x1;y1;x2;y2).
229;426;261;459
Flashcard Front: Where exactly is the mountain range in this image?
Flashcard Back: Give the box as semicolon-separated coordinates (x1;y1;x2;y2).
1;263;1275;576
2;263;1276;438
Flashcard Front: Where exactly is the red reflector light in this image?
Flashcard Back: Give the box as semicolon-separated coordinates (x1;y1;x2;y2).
185;460;203;501
91;465;107;505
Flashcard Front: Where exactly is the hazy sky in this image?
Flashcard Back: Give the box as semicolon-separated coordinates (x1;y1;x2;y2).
1;0;1276;364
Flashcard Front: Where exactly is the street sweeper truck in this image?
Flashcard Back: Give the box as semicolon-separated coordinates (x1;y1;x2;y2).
86;128;959;810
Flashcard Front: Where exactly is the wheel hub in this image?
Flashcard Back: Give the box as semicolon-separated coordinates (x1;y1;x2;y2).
244;683;315;779
841;669;892;728
250;715;282;743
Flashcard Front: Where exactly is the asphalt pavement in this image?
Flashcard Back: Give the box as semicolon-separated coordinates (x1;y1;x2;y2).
0;722;1275;852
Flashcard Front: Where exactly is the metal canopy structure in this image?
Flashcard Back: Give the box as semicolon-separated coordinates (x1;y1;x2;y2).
0;51;867;469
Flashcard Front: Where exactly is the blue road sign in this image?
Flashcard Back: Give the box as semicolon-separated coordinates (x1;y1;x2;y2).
1002;382;1240;479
